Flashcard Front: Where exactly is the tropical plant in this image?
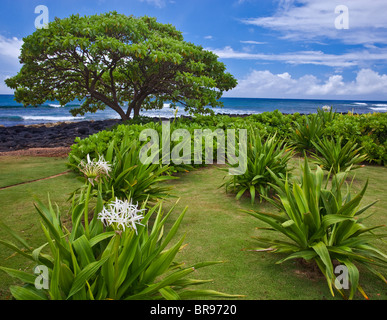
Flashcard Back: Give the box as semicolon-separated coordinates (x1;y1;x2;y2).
244;157;387;299
220;131;293;204
290;113;325;152
6;12;237;120
324;112;387;166
317;106;336;126
70;133;176;205
311;136;368;174
0;189;241;300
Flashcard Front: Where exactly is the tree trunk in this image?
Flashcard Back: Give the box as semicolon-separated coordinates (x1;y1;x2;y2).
91;91;129;121
112;106;129;121
133;105;141;118
127;100;140;118
130;100;143;118
127;97;144;118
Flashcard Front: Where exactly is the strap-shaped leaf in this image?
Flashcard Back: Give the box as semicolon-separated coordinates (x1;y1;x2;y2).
0;220;31;251
67;256;110;299
73;235;96;267
312;242;334;294
0;267;37;285
10;285;48;300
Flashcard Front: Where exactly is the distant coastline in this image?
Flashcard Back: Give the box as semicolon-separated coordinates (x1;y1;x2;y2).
1;95;387;127
0;110;381;154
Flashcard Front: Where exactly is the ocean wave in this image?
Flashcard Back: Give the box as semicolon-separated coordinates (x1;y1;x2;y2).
352;102;368;106
372;104;387;107
0;115;23;120
214;108;256;115
369;107;387;111
21;116;85;121
48;103;64;108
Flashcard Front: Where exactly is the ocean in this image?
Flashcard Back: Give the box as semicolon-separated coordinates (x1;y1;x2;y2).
0;94;386;127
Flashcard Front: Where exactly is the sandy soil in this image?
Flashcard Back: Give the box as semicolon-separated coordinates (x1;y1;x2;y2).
0;147;71;158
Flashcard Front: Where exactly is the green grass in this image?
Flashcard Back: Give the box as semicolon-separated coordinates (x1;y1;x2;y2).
1;156;387;300
0;156;82;300
0;156;71;188
160;160;387;300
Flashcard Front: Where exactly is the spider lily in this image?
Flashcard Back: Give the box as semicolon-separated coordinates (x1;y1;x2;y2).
79;154;111;185
98;198;145;233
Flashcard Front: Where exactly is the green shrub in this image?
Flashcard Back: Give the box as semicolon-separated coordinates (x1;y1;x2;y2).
324;112;387;165
68;123;156;168
220;130;293;204
244;158;387;300
70;133;175;206
290;113;325;153
311;136;368;174
68;111;387;174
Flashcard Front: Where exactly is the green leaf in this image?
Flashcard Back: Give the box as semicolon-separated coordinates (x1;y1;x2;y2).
0;239;34;261
67;256;110;299
89;231;115;247
338;259;359;300
73;235;96;267
0;220;31;251
10;285;48;300
312;242;334;295
0;267;37;285
159;286;180;300
282;220;295;228
49;250;62;300
126;267;195;299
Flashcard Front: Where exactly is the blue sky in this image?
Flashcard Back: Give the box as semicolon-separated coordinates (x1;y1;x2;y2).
1;0;387;100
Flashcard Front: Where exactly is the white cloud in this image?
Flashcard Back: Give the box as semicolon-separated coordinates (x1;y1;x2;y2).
226;68;387;99
0;35;23;64
204;35;213;40
139;0;166;8
240;40;267;45
208;46;387;68
241;0;387;45
0;35;22;93
0;74;14;94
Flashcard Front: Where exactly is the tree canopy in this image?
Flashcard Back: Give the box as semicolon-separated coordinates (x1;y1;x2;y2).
6;12;237;120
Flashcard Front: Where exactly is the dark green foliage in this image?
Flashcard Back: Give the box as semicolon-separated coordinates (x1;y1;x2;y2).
70;131;175;205
68;111;387;175
244;158;387;300
311;136;368;174
324;112;387;165
220;130;293;204
290;112;326;153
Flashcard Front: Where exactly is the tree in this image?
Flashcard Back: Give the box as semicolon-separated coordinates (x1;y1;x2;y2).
6;12;237;120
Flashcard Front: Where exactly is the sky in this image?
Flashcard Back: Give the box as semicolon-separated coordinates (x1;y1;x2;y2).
0;0;387;100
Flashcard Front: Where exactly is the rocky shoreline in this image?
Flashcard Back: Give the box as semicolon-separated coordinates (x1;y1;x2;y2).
0;114;258;153
0;119;122;153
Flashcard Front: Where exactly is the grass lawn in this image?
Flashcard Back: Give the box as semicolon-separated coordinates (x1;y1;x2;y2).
0;156;82;300
0;155;387;300
161;160;387;300
0;156;72;188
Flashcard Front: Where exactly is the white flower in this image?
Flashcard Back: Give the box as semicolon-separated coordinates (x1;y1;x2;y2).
322;105;331;112
98;198;145;233
79;154;111;185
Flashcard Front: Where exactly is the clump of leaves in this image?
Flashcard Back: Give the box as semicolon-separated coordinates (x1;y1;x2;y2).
70;134;176;205
220;131;293;204
0;192;242;300
311;136;368;174
244;157;387;300
290;113;325;153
